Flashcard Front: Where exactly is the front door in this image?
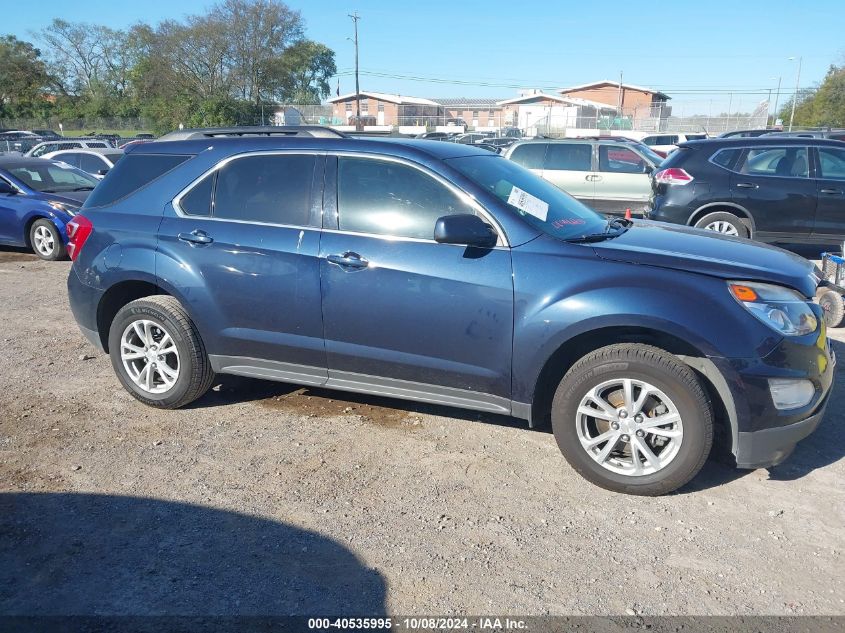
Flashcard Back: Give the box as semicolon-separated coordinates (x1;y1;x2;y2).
593;144;653;215
0;178;23;244
812;145;845;243
319;155;514;412
730;145;817;241
157;152;327;380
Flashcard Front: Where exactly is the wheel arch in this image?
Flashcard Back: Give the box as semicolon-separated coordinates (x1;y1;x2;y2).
528;325;738;455
687;203;756;235
96;280;170;352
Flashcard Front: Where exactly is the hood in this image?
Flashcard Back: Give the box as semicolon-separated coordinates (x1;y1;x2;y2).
46;190;91;205
590;220;818;297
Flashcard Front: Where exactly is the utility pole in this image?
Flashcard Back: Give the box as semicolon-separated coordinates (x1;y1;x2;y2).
788;56;802;132
349;12;361;127
617;71;624;117
771;76;782;128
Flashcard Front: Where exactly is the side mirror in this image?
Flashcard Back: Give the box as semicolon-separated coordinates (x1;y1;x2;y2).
644;163;654;174
0;180;17;195
434;214;497;248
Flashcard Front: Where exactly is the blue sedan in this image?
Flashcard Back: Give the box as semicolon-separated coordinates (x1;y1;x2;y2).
0;157;99;260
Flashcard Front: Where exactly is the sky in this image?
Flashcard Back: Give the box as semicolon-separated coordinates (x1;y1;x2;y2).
4;0;844;115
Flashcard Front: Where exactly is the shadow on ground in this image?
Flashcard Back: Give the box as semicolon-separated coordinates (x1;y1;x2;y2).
0;246;37;263
0;493;386;615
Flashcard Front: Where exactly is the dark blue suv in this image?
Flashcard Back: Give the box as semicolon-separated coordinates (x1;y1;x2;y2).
66;127;834;495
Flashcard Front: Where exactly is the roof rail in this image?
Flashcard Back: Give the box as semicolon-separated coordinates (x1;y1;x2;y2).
155;126;347;142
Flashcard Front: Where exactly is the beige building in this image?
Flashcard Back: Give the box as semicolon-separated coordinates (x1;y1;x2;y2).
327;91;442;126
558;80;671;119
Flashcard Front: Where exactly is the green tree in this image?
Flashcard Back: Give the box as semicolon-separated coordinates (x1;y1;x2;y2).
779;64;845;128
0;35;51;117
271;40;336;104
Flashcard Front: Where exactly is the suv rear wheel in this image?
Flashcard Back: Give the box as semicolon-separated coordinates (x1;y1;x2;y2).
694;211;748;238
108;295;215;408
551;344;713;496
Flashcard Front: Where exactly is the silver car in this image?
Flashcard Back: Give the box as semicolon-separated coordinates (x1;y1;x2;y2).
502;139;663;215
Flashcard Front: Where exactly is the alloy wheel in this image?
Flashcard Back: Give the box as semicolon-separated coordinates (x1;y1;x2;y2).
703;220;739;236
32;225;56;257
120;319;180;394
576;378;684;476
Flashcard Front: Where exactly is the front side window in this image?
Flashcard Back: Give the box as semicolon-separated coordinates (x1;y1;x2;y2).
544;143;592;171
448;154;606;240
819;147;845;180
739;147;809;178
509;143;547;170
337;157;477;240
599;146;648;174
214;154;316;225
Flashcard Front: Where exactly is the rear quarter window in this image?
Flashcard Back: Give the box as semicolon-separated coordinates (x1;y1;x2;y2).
509;144;547;169
710;148;741;169
84;153;192;208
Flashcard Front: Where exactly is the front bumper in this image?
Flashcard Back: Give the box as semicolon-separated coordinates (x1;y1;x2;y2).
735;393;829;468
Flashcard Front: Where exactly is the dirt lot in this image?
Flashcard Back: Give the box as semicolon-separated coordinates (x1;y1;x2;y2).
1;248;844;616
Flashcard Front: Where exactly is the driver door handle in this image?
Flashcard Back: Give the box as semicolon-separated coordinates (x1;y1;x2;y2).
735;182;758;189
326;252;369;269
820;188;843;195
178;230;214;245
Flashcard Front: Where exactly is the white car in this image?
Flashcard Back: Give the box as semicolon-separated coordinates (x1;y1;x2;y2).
42;148;125;179
640;133;708;157
26;139;112;158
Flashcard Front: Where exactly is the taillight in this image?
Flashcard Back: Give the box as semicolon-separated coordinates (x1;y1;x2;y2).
654;167;694;186
66;215;93;261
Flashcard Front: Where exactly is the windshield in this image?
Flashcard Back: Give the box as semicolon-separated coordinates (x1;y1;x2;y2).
8;163;99;193
447;154;606;239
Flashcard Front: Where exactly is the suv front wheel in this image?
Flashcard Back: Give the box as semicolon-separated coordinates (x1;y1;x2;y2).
108;296;215;408
551;344;713;496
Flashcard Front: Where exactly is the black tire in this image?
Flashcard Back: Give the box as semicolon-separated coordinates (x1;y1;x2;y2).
29;219;67;261
551;344;713;496
693;211;749;238
818;290;845;328
108;295;215;409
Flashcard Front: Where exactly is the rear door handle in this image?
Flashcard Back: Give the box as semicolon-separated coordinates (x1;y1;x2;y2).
820;188;843;195
326;252;369;269
178;230;213;245
735;182;758;189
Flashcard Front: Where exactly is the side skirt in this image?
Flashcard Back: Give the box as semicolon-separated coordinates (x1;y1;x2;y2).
208;354;530;421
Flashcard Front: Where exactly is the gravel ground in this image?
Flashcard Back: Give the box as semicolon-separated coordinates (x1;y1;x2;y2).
0;248;843;616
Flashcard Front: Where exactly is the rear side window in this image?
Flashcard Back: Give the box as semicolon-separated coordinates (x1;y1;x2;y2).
178;174;214;216
213;154;316;226
711;148;741;169
544;143;592;171
80;154;106;174
84;154;192;208
509;144;547;169
739;147;809;178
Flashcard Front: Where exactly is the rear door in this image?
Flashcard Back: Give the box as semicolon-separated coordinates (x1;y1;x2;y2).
541;142;595;203
730;145;817;241
157;151;328;378
594;144;653;215
812;145;845;242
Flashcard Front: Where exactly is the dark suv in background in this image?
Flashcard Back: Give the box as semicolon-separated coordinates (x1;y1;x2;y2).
66;127;833;496
647;137;845;243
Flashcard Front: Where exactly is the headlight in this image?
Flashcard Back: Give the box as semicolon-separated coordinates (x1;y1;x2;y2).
47;200;79;216
728;281;818;336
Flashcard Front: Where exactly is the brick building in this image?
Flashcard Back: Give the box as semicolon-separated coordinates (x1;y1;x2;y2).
557;80;671;119
327;91;442;126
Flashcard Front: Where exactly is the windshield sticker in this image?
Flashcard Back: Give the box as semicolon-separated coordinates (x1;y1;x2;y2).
507;186;549;221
